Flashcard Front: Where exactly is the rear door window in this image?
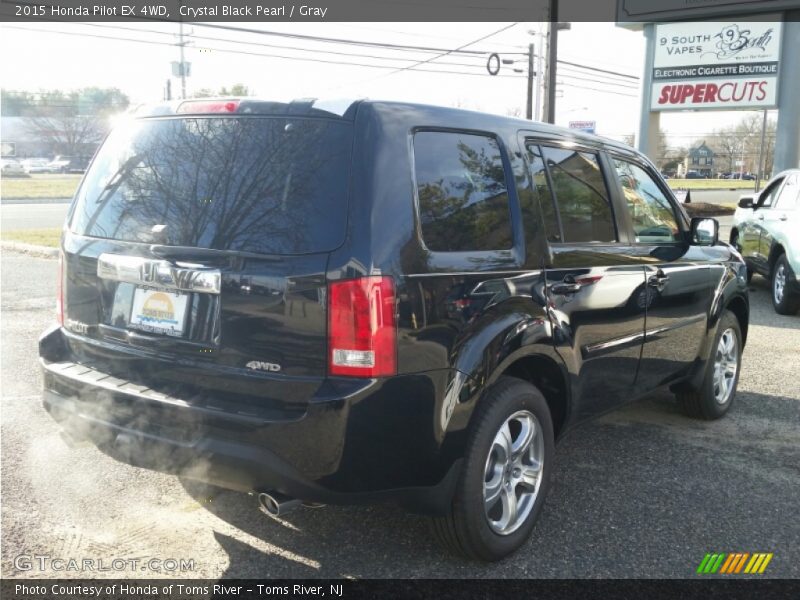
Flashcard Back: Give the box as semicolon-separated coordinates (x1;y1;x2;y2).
70;116;353;255
413;130;513;252
613;158;681;243
540;146;616;243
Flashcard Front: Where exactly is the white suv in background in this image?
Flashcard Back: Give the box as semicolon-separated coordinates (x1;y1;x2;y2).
732;170;800;315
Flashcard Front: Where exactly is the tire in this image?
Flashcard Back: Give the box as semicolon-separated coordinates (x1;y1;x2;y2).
676;310;742;420
431;376;554;561
771;254;800;315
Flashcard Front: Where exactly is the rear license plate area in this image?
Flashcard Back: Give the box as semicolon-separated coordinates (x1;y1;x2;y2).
126;286;190;337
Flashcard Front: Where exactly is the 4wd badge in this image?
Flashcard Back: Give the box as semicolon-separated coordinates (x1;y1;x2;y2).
246;361;282;372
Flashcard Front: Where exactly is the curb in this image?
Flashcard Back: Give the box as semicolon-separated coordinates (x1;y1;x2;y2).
0;240;59;258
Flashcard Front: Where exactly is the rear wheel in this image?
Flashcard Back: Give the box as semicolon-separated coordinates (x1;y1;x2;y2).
431;377;554;561
676;310;742;420
772;254;800;315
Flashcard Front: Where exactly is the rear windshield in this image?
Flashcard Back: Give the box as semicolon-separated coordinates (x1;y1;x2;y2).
70;116;352;255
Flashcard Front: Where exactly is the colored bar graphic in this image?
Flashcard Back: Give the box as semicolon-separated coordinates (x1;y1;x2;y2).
697;552;772;575
720;554;736;574
696;554;712;574
758;554;773;573
734;553;749;573
711;554;726;573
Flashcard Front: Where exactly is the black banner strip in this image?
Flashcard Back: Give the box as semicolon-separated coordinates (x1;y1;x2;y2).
4;579;800;600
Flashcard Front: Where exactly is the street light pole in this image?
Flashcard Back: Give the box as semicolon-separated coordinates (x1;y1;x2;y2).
544;1;559;124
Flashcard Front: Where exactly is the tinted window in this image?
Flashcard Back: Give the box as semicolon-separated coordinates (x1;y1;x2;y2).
71;117;352;255
614;159;680;243
541;147;615;243
414;131;512;252
525;143;560;242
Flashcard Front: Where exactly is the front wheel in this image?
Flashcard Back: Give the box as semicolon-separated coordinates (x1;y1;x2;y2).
676;310;742;420
772;254;800;315
430;377;554;561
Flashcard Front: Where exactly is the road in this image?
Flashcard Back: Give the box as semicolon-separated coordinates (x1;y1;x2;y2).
0;202;70;231
1;251;798;578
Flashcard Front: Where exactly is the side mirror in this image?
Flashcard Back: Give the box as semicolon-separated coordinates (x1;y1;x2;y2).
738;196;754;209
691;217;718;246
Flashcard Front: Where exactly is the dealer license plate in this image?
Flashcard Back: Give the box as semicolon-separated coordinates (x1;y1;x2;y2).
128;287;189;337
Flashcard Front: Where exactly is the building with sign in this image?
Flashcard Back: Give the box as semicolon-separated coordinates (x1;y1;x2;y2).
618;0;800;174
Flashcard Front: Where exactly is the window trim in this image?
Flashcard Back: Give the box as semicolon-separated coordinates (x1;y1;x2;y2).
774;174;798;211
529;140;621;246
408;127;523;265
756;176;786;210
607;153;689;246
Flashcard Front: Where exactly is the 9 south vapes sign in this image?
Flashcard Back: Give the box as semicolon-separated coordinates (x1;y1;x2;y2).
651;18;782;111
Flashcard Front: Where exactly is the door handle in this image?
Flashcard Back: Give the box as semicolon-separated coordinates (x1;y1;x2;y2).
758;214;765;220
648;270;670;289
779;215;788;221
551;282;582;294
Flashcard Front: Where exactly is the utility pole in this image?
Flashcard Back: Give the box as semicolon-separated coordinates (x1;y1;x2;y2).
535;35;544;122
178;21;187;100
756;109;768;191
542;2;570;125
526;43;535;120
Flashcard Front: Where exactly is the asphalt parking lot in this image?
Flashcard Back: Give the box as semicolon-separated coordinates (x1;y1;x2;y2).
1;250;798;579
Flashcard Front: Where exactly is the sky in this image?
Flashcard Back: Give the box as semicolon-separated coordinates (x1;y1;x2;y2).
0;21;775;149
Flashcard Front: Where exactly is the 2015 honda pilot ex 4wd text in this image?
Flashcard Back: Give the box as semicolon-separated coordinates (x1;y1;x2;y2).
40;98;749;561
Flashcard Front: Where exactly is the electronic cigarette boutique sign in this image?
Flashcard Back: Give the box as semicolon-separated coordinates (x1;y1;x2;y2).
651;18;783;111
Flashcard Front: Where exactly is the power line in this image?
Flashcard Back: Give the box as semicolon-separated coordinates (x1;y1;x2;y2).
384;23;521;78
556;70;640;90
4;25;526;79
191;21;528;56
69;21;503;70
556;82;639;98
557;59;639;81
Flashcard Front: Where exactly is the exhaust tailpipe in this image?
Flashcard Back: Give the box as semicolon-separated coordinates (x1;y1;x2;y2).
258;491;302;517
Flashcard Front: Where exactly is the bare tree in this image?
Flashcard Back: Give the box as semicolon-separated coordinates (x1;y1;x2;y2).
24;115;106;157
14;87;129;157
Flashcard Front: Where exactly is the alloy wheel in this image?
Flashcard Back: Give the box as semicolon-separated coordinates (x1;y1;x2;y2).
483;410;544;535
774;264;786;305
713;328;738;405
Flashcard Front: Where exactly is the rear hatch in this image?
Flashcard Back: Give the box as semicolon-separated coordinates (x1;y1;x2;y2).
60;108;353;404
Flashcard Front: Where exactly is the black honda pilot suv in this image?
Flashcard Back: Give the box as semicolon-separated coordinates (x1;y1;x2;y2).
40;98;749;561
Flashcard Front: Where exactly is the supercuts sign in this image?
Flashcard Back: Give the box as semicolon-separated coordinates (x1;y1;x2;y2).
651;18;782;111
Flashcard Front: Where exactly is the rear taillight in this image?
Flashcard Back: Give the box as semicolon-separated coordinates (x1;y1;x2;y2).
56;251;64;326
328;276;397;378
453;298;471;309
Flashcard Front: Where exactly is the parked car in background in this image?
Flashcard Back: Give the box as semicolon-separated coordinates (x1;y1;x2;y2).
39;98;750;562
1;159;26;176
21;158;57;173
685;171;706;179
48;155;90;173
731;169;800;314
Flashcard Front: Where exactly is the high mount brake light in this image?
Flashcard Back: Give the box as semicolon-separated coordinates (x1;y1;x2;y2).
176;100;240;114
328;276;397;378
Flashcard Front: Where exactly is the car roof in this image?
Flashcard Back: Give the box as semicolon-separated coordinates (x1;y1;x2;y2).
132;96;637;156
